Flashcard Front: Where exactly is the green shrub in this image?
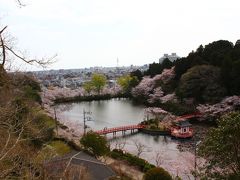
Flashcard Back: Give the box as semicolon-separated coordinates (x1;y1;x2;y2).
149;119;158;125
49;140;71;155
158;125;166;131
80;132;110;157
110;151;123;159
110;149;155;172
143;163;155;172
198;111;240;178
149;124;158;130
144;167;172;180
35;113;55;128
175;176;182;180
29;113;55;146
21;75;41;91
35;145;58;162
23;85;42;104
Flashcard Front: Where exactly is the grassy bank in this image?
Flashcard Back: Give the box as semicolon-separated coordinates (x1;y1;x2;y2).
110;149;155;173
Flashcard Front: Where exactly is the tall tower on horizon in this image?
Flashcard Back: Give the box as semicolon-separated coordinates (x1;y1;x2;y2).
117;58;119;67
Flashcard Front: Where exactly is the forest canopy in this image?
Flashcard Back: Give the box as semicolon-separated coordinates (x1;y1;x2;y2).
142;40;240;103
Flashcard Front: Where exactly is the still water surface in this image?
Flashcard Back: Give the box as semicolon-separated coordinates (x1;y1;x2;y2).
57;98;195;179
58;98;145;130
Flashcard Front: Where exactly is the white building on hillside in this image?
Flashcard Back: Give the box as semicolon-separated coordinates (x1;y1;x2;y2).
159;53;180;63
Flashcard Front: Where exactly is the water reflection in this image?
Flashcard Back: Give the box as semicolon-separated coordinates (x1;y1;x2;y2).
58;98;145;130
109;133;195;179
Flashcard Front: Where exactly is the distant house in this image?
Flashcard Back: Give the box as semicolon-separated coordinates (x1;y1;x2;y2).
44;151;116;180
159;53;180;63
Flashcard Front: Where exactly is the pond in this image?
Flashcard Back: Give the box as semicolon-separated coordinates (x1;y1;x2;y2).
57;98;197;179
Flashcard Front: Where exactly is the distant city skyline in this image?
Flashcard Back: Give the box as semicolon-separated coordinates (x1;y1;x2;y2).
1;0;240;71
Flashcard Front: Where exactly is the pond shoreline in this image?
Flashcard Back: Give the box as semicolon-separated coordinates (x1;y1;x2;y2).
54;98;211;179
139;128;171;136
54;93;131;104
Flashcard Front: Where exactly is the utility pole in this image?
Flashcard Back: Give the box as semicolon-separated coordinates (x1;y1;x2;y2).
83;109;92;135
194;140;201;179
194;143;197;178
54;107;58;136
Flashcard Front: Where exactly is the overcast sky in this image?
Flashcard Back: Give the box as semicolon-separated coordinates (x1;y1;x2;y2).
1;0;240;70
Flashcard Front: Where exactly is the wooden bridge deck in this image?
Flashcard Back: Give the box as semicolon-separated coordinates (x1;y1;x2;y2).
95;124;146;135
176;112;202;121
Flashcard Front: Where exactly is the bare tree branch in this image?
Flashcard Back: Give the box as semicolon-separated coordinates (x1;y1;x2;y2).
0;37;6;66
1;26;57;69
0;129;11;156
0;1;57;178
0;26;8;34
155;150;164;167
5;45;57;68
133;140;151;157
16;0;26;7
0;26;8;66
0;126;24;161
114;139;126;151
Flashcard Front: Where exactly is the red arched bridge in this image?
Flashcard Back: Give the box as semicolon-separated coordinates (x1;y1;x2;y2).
175;112;202;121
94;124;146;136
94;112;202;136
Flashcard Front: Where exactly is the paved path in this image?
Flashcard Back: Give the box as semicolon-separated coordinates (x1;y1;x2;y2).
44;151;116;180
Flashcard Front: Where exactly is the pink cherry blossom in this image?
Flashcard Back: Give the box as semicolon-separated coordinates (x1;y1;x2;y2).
153;66;175;84
160;93;177;103
132;67;175;104
148;87;164;103
131;76;155;99
197;96;240;119
144;107;169;115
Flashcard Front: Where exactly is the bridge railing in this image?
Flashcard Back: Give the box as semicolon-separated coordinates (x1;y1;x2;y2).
176;112;202;121
94;112;202;135
95;124;146;135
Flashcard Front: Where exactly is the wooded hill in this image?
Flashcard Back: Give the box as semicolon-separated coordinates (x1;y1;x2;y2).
0;70;72;179
144;40;240;103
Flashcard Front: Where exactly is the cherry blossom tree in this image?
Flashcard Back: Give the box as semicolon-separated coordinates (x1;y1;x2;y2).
144;107;169;116
153;66;175;84
144;107;169;125
160;93;177;103
131;76;154;100
132;67;175;104
196;96;240;120
148;87;164;104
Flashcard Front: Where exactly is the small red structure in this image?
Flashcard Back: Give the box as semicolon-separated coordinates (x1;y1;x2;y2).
171;120;193;138
170;112;202;138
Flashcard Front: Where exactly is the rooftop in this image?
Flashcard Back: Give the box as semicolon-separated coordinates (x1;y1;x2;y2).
159;53;180;63
175;120;192;127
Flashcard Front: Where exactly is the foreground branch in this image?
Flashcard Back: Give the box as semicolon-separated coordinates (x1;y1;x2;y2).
1;26;57;69
5;45;57;68
16;0;26;7
0;26;8;66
